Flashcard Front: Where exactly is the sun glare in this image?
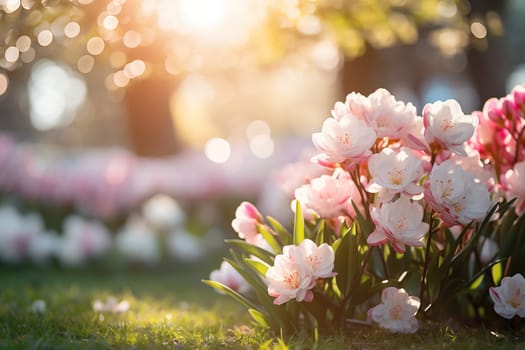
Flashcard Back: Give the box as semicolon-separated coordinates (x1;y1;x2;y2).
179;0;224;32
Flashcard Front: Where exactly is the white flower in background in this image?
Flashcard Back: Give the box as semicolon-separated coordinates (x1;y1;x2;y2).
423;99;477;156
266;239;334;305
312;115;376;164
115;216;160;266
210;261;251;294
293;168;360;220
368;196;428;253
0;205;43;263
369;287;420;334
231;201;264;244
28;231;61;265
166;229;206;262
58;215;112;267
367;147;424;202
142;193;186;231
425;160;492;226
30;299;47;314
501;161;525;216
93;296;130;313
480;238;499;265
489;273;525;319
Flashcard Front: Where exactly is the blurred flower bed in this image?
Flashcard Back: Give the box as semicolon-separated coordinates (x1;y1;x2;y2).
0;134;310;268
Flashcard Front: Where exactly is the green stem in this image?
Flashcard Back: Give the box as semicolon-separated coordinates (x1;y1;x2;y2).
419;210;436;308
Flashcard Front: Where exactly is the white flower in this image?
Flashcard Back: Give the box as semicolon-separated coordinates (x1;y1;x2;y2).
58;215;112;267
231;201;264;244
210;261;251;294
166;229;206;262
30;299;46;314
368;196;428;253
142;193;186;230
425;160;492;226
93;296;130;313
312;115;376;164
367;147;424;202
115;216;160;266
423;99;477;156
489;273;525;319
0;206;43;263
28;231;61;265
369;287;420;333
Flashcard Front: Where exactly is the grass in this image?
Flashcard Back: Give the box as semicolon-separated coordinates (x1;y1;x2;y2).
0;261;524;349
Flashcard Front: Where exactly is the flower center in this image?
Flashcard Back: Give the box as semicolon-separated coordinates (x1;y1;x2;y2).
508;288;522;309
389;169;405;185
389;305;402;320
336;132;351;146
284;271;300;289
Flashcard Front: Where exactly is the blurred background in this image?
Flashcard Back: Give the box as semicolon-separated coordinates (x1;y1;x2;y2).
0;0;524;268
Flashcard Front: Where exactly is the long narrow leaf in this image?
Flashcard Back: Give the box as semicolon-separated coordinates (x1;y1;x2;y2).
226;239;275;265
267;216;292;246
245;258;270;277
202;280;257;309
293;200;305;245
258;224;282;253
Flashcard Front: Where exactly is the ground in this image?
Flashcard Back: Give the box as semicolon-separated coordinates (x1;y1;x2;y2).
0;259;523;349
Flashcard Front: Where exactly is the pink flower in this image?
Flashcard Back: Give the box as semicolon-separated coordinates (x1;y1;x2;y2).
231;201;264;244
210;261;251;294
266;246;315;305
293;168;359;220
369;287;420;333
367;147;424;202
423;99;477;156
364;88;419;140
367;196;428;253
489;273;525;319
299;239;335;279
312;115;376;164
266;239;334;305
500;161;525;215
425;160;492;226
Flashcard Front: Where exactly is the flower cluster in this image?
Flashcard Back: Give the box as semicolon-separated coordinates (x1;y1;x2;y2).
207;85;525;335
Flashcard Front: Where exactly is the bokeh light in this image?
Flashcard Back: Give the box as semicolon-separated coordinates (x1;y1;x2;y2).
0;73;8;96
204;138;231;163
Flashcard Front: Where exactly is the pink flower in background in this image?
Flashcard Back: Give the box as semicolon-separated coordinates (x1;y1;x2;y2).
490;273;525;319
423;99;477;156
312;114;376;164
501;161;525;215
231;201;264;244
368;196;428;253
367;147;424;202
293;168;359;220
425;160;492;226
210;261;251;294
266;245;315;305
369;287;420;333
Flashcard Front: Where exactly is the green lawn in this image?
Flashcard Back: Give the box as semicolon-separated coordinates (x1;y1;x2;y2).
0;261;523;349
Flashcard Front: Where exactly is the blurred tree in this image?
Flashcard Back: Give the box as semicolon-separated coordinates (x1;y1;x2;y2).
0;0;507;154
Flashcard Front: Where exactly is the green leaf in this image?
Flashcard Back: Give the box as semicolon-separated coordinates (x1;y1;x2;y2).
225;239;275;265
258;224;282;253
293;200;305;245
248;308;270;328
266;216;292;246
202;280;257;309
351;200;373;237
491;261;503;285
245;257;270;277
315;219;325;245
